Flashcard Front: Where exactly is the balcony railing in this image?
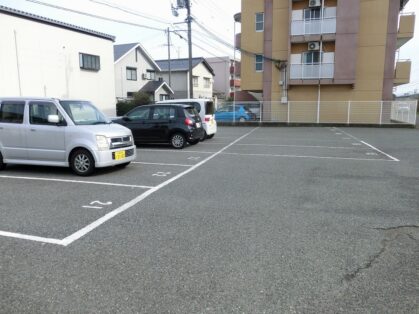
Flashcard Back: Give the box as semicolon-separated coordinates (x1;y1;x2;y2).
397;13;415;48
290;63;334;80
291;17;336;36
291;7;337;36
394;59;411;86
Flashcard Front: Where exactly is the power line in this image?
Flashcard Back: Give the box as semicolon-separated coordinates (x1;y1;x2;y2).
24;0;166;32
192;16;284;63
88;0;170;25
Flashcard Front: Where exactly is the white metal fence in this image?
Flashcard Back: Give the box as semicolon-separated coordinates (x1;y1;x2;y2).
217;101;418;126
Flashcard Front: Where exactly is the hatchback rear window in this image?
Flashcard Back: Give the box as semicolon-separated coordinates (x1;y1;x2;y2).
205;101;215;115
184;107;200;118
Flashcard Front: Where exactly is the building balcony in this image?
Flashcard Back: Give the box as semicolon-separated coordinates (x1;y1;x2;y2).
397;13;415;48
394;60;411;86
291;7;336;37
290;63;334;80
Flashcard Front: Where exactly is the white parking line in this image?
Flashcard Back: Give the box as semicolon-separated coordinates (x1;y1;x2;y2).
139;149;215;154
360;141;400;162
60;127;259;246
0;175;153;189
336;128;400;162
222;152;395;162
0;230;63;245
235;143;356;150
131;161;191;167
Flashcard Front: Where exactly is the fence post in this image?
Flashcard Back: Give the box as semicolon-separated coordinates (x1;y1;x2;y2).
259;102;262;123
287;101;290;123
347;101;351;125
379;101;383;125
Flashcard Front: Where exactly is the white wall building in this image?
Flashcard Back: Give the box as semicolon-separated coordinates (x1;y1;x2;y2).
0;5;117;116
114;43;173;101
156;58;215;99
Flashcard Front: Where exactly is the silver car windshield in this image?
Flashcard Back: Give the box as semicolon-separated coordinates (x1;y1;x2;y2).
59;101;110;125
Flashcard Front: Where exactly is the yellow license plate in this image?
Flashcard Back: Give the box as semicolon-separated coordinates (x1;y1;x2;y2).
114;150;126;160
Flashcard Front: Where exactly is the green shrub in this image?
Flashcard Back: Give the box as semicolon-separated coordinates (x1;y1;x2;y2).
116;92;152;116
116;101;136;116
133;92;151;107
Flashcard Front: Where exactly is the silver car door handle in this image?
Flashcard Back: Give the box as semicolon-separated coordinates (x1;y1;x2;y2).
30;129;36;132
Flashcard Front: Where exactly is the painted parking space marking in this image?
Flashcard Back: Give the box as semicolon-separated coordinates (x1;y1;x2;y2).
0;128;259;246
335;128;400;161
235;143;357;150
138;149;215;154
82;201;113;209
0;175;154;189
0;230;63;245
131;161;192;167
187;156;201;160
152;172;171;177
221;152;395;162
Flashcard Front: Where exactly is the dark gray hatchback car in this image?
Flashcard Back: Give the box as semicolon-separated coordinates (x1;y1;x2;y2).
113;104;204;149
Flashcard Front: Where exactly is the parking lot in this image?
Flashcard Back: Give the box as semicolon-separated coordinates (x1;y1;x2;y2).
1;126;418;313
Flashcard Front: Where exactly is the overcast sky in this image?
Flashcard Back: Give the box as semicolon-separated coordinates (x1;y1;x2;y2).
0;0;417;95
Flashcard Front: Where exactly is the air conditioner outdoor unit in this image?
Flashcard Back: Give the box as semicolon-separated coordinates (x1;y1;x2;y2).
309;0;321;8
308;41;320;51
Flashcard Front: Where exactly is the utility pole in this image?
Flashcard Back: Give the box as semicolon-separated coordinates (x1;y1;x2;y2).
166;27;172;87
186;0;193;99
171;0;193;98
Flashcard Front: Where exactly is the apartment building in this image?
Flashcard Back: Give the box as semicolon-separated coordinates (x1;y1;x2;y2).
237;0;415;123
206;57;241;100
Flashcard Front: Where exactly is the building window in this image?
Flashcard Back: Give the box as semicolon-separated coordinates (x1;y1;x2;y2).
255;54;264;72
255;12;264;32
204;77;211;88
304;8;322;20
193;76;199;87
79;53;100;71
145;70;156;80
159;94;169;101
127;92;135;98
126;67;137;81
303;51;322;64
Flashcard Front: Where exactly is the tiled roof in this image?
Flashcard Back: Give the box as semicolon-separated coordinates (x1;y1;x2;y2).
156;58;215;76
114;43;138;62
0;5;115;41
140;81;174;94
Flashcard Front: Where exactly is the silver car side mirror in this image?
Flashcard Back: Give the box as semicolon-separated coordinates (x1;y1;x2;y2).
48;114;60;124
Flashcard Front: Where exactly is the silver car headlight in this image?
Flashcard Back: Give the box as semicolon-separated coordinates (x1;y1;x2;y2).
96;135;109;151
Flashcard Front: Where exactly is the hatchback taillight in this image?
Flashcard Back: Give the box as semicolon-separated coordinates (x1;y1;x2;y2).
205;117;210;122
184;118;194;126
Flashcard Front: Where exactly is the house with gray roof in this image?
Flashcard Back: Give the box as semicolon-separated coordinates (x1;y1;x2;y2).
0;5;117;116
114;43;173;101
156;58;215;99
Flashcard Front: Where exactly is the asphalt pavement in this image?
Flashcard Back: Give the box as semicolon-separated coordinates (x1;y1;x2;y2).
1;126;418;313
